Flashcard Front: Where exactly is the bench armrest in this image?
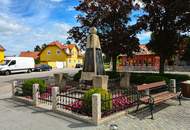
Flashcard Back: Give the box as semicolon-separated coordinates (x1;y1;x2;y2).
136;91;154;103
147;95;155;104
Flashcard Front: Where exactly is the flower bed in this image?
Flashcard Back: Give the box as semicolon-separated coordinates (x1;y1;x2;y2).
68;93;134;116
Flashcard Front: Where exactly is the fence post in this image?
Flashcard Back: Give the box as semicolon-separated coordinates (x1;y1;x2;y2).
92;93;101;125
52;87;59;111
120;72;130;88
33;84;39;106
12;81;17;98
170;79;176;93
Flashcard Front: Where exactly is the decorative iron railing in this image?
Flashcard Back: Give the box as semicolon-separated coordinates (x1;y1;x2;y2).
57;90;91;116
101;87;137;117
38;87;52;105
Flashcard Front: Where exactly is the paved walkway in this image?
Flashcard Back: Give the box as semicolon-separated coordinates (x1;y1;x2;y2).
0;86;190;130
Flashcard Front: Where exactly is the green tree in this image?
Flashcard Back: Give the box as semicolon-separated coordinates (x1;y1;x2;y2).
181;37;190;64
41;43;47;50
66;40;71;44
34;45;41;52
68;0;140;71
139;0;190;74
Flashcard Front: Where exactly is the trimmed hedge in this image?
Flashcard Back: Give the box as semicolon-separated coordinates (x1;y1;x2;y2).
22;78;47;96
105;71;120;79
104;71;190;84
73;70;190;85
83;88;112;112
130;73;169;85
130;73;190;85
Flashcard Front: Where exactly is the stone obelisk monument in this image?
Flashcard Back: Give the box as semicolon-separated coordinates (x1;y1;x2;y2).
80;27;105;81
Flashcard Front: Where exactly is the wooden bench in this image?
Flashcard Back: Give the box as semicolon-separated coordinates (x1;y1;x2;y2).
136;81;182;119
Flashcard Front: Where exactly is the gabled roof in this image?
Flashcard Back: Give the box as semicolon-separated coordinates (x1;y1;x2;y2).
39;41;68;55
39;41;83;57
67;44;81;52
49;41;67;50
0;44;5;51
20;51;40;59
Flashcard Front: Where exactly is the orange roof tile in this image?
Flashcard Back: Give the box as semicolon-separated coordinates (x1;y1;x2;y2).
67;44;80;52
20;51;40;59
39;41;82;57
0;44;5;51
49;41;67;50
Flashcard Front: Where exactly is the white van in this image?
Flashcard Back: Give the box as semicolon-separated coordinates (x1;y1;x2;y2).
0;57;35;75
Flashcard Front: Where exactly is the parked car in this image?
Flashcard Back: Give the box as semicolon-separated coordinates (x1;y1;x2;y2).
0;57;35;75
75;64;83;68
34;64;52;72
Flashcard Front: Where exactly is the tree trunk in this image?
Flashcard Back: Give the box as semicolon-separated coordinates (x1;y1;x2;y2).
159;56;165;74
112;55;117;72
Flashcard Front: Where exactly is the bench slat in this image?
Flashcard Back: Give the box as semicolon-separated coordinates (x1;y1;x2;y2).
137;81;166;91
154;93;176;104
140;91;177;104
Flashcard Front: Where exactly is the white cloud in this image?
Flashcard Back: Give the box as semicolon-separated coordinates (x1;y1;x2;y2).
67;6;75;11
137;31;151;43
54;23;72;32
0;0;76;56
0;14;30;35
133;0;145;8
0;0;10;5
50;0;63;2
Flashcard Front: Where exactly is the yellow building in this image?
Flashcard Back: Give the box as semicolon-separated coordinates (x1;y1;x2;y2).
39;41;83;68
0;45;5;64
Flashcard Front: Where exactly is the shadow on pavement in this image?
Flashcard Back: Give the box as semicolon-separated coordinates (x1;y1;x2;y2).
0;98;95;129
129;103;171;120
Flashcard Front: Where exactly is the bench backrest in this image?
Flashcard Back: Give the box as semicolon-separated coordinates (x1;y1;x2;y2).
137;81;166;91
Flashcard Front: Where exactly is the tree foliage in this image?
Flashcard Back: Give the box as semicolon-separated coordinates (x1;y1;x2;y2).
34;45;41;52
34;43;47;52
181;37;190;64
139;0;190;73
68;0;141;71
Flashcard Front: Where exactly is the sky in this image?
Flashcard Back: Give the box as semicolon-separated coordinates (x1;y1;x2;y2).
0;0;150;56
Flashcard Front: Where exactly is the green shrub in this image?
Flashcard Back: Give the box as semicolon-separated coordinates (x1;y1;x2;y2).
22;78;46;96
104;63;110;69
130;73;169;85
73;70;82;81
161;74;190;82
83;88;112;112
106;71;120;79
130;73;190;85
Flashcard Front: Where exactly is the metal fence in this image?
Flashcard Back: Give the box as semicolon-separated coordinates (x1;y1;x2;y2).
38;87;52;105
102;88;137;117
57;90;91;116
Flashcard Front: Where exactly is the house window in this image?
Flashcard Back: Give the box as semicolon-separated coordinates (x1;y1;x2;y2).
47;51;51;55
69;59;71;63
57;50;61;55
78;60;80;63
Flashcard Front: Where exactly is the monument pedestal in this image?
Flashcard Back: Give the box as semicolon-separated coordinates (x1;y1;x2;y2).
93;75;109;90
80;72;96;81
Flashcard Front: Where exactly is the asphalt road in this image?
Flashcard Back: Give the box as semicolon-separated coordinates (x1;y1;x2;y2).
0;68;81;87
